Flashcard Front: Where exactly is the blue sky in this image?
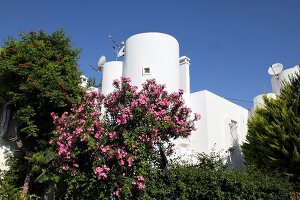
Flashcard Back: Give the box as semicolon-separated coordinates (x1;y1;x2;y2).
1;0;300;108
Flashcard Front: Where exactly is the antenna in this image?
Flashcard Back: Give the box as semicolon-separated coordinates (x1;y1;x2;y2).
108;35;125;60
86;55;106;73
268;63;283;79
87;64;100;72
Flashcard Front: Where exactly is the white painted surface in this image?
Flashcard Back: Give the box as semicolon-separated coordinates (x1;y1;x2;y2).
80;75;88;88
253;93;276;108
123;32;180;92
0;138;11;171
101;61;123;95
0;117;17;171
179;56;191;106
87;86;99;93
188;90;248;162
271;66;299;93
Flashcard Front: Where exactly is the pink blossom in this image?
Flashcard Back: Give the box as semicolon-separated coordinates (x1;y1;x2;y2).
95;165;110;180
116;149;127;159
113;79;120;87
62;165;69;171
195;113;201;121
137;182;145;189
121;77;131;83
113;188;122;197
94;132;101;139
73;163;79;168
127;157;134;167
119;159;125;165
107;131;117;139
163;116;170;121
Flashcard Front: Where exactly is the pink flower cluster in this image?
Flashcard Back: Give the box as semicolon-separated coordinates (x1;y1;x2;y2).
51;77;200;197
95;165;110;180
132;176;145;190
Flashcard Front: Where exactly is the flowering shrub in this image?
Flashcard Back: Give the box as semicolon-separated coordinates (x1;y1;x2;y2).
51;77;199;199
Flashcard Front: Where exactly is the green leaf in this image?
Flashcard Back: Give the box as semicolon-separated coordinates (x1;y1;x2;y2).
43;151;56;164
35;171;48;183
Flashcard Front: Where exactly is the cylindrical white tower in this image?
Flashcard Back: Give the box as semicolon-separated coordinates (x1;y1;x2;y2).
253;93;276;108
123;32;180;92
101;61;123;95
271;65;299;93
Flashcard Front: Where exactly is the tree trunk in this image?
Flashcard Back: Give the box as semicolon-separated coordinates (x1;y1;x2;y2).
21;173;30;199
158;143;168;170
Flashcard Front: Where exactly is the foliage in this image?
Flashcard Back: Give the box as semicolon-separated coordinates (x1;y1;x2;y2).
242;71;300;183
0;30;83;196
87;76;96;87
195;147;227;170
140;153;292;200
86;76;99;88
50;78;200;199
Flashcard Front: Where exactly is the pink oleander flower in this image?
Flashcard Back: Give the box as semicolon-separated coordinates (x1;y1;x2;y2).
137;176;144;181
113;188;122;197
195;113;201;121
95;165;110;180
127;157;134;167
113;79;120;87
137;182;145;190
62;165;69;171
163;116;170;121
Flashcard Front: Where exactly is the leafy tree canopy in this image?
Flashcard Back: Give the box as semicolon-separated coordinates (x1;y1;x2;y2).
0;29;84;196
242;70;300;183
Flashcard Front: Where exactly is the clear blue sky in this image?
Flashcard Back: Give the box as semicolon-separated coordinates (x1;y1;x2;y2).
1;0;300;108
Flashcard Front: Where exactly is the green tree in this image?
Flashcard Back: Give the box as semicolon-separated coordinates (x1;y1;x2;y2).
0;30;83;197
242;70;300;183
86;76;96;87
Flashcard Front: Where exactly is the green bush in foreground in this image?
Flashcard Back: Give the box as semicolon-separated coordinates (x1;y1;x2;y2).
141;154;292;200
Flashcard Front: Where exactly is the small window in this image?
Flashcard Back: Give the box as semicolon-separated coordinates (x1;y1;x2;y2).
142;67;151;75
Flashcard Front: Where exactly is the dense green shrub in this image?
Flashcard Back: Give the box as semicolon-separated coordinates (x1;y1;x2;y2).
140;154;292;200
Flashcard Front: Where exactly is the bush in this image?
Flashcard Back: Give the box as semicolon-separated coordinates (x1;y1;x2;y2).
50;78;199;199
140;154;292;200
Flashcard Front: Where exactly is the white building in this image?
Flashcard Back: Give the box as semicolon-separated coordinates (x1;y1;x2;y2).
100;32;249;165
252;64;299;111
2;32;296;169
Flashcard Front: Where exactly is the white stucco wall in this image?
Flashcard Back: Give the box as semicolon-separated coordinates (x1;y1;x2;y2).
0;117;17;171
189;90;248;157
271;66;299;93
123;32;180;92
179;56;191;106
253;93;276;108
0;138;11;171
101;61;123;95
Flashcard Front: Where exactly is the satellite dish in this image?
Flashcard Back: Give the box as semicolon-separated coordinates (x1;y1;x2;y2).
268;63;283;76
97;55;106;71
